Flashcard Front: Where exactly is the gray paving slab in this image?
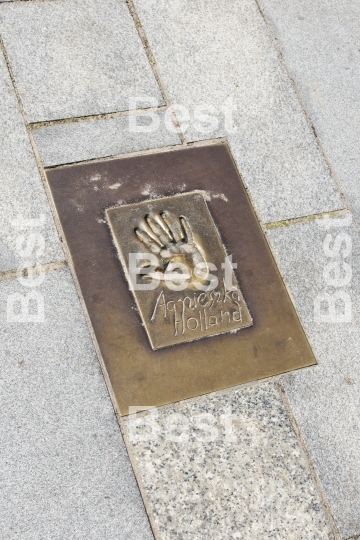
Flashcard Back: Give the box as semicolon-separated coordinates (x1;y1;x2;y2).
0;0;163;122
0;269;154;540
0;51;63;274
268;216;360;539
133;0;343;223
258;0;360;227
125;383;333;540
33;111;181;167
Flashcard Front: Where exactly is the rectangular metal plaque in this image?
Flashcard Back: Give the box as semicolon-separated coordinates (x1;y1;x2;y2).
106;192;253;349
46;144;316;415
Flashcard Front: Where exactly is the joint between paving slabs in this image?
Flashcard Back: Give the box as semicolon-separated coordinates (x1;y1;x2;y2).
0;260;68;283
264;209;352;231
28;105;169;130
0;0;40;4
125;0;166;103
125;0;186;144
276;382;342;540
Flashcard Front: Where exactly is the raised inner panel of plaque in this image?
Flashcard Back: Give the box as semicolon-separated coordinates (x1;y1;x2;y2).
106;191;253;349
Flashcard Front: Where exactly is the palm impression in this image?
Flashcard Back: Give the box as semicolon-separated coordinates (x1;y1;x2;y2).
134;211;207;285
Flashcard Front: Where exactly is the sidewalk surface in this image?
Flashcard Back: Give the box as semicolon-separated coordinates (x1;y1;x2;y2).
0;1;359;539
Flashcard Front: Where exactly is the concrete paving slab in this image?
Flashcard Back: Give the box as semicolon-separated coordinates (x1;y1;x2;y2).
133;0;343;223
268;216;360;539
0;0;163;122
258;0;360;226
125;383;333;540
0;269;154;540
33;111;181;167
0;51;63;273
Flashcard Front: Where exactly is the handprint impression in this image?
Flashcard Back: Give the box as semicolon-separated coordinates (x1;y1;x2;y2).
134;211;207;288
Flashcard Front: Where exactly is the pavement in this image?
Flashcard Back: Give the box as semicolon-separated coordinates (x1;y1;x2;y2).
0;1;359;539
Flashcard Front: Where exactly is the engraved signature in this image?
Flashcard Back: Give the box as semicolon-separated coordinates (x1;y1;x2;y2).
151;287;243;337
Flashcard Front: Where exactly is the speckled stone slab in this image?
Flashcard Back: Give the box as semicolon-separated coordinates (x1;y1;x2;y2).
33;111;181;167
0;50;63;273
0;270;153;540
133;0;343;223
268;216;360;539
258;0;360;226
124;383;333;539
0;0;163;122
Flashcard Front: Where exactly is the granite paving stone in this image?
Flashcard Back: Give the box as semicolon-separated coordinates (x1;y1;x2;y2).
258;0;360;226
125;383;333;540
0;0;164;122
133;0;343;223
0;50;63;273
33;111;181;167
268;216;360;539
0;269;154;540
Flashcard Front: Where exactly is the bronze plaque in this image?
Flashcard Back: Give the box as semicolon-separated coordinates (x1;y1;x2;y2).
46;144;315;415
106;191;253;349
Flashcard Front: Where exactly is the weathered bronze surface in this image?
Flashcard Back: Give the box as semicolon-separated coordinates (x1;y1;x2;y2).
46;144;316;415
106;191;253;349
